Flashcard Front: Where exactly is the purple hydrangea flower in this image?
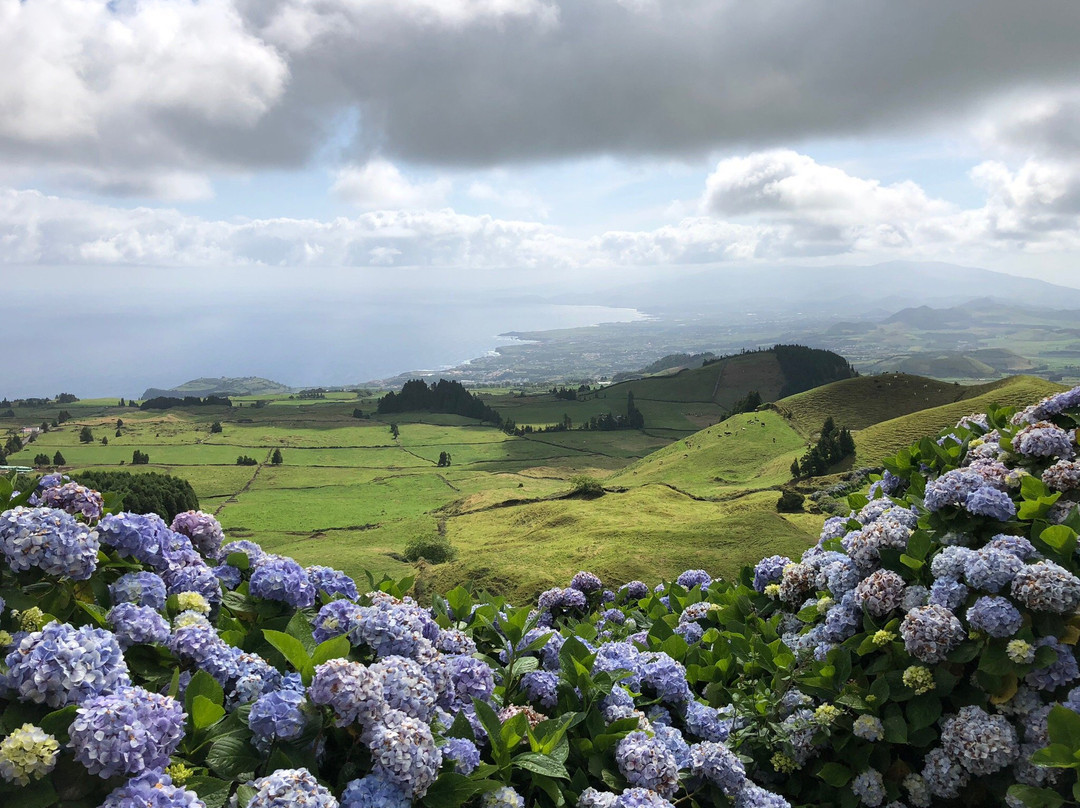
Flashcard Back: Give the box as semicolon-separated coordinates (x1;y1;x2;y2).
0;506;99;579
70;686;185;777
901;605;965;663
441;653;495;710
928;578;968;610
312;600;363;644
1026;638;1080;691
372;655;437;722
250;555;316;608
965;596;1022;638
212;563;242;590
441;737;481;775
620;580;649;600
39;483;104;520
570;571;603;593
217;539;266;566
641;652;691;703
4;621;129;706
1014;422;1076;460
614;789;676;808
521;670;559;708
684;700;732;742
97;512;176;569
538;587;588;614
247;768;339;808
367;709;442;797
939;705;1018;775
1012;562;1080;613
107;603;170;648
170;510;224;557
853;569;905;616
924;470;986;511
110;571;168;609
308;659;385;727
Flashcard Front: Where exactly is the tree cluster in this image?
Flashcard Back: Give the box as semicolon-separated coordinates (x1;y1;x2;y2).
72;470;199;521
140;396;233;410
236;455;258;466
79;426;94;443
793;416;856;478
436;451;453;467
729;390;762;416
3;435;22;456
376;379;501;423
131;450;150;465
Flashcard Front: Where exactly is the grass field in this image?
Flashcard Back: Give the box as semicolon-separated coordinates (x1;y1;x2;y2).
2;371;1065;599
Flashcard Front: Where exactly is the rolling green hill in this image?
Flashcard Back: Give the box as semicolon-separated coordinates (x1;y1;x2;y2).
142;376;292;399
853;375;1065;463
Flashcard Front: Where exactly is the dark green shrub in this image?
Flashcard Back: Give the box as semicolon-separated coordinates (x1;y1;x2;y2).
403;535;456;564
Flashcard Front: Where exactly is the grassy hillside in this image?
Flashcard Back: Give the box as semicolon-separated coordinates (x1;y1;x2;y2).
854;375;1065;463
422;487;815;603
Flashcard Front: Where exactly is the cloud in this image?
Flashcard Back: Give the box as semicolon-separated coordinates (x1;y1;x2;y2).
467;181;548;217
3;151;1080;267
332;160;451;209
1;0;1079;195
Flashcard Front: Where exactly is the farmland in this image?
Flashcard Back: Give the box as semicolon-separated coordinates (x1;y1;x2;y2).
1;368;1064;599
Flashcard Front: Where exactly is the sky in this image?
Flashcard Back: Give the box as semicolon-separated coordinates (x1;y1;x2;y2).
0;0;1079;288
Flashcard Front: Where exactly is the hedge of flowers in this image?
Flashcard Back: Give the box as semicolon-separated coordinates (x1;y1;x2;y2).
3;385;1080;808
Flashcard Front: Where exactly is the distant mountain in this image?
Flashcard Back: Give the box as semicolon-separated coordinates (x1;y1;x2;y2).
556;261;1080;316
141;376;292;399
884;305;974;330
864;349;1037;378
611;352;719;382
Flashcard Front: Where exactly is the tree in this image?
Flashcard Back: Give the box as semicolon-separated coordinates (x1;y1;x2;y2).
236;455;258;466
72;470;198;521
101;436;108;445
790;458;801;479
352;408;364;419
437;451;453;467
57;410;71;424
40;421;49;433
390;423;399;439
118;398;126;407
271;449;283;465
53;450;66;466
132;450;150;465
34;453;50;467
115;429;122;438
79;426;94;443
210;421;223;434
116;419;124;429
627;391;645;429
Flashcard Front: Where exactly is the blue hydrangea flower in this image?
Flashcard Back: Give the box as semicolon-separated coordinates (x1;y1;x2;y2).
821;592;861;643
350;600;439;659
441;737;481;774
538;587;588;614
306;565;360;599
249;690;308;749
70;686;185;777
921;746;970;798
341;774;411;808
4;621;129;706
928;578;968;610
100;770;205;808
924;470;985;512
652;724;690;769
309;659;385;727
0;506;99;579
677;569;712;590
212;563;243;590
217;539;266;566
616;731;679;796
641;652;691;703
851;769;885;807
570;571;603;593
931;546;975;580
372;655;437;722
1026;638;1080;691
965;596;1023;638
170;510;224;558
734;782;791;808
441;653;495;710
163;564;223;609
435;628;477;656
690;741;745;796
853;569;905;616
98;512;181;570
247;768;339;808
939;705;1019;775
110;571;168;609
521;670;559;708
683;700;732;742
614;789;676;808
107;603;169;648
1014;422;1076;460
250;556;316;608
753;556;790;593
312;600;363;644
820;516;849;541
987;534;1038;561
620;581;649;600
964;486;1016;521
579;787;618;808
367;709;442;797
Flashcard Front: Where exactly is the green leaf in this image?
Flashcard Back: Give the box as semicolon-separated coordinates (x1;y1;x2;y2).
1048;705;1080;750
1040;525;1079;557
1007;785;1065;808
423;774;501;808
1031;744;1080;768
284;611;318;655
235;784;259;808
906;695;942;731
186;776;233;808
817;762;853;787
206;735;261;779
0;777;56;808
883;709;908;744
514;751;571;779
39;705;77;742
1022;475;1052;501
310;635;351;667
185;670;224;713
226;551;251;571
262;629;312;675
192;694;226;729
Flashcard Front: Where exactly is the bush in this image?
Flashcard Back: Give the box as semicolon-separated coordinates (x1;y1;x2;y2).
33;453;50;467
71;470;199;521
131;449;149;465
568;474;605;497
402;534;457;564
236;455;258;466
775;489;804;512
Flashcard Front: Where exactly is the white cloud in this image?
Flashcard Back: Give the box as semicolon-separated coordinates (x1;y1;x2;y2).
3;150;1080;268
331;160;451;210
467;181;548;217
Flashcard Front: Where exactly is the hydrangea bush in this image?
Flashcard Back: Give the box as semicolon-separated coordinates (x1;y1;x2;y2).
2;385;1080;808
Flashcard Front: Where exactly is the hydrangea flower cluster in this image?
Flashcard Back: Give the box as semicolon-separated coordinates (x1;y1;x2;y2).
0;506;100;579
39;482;105;520
69;686;185;777
4;621;130;706
0;723;59;785
170;510;225;557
